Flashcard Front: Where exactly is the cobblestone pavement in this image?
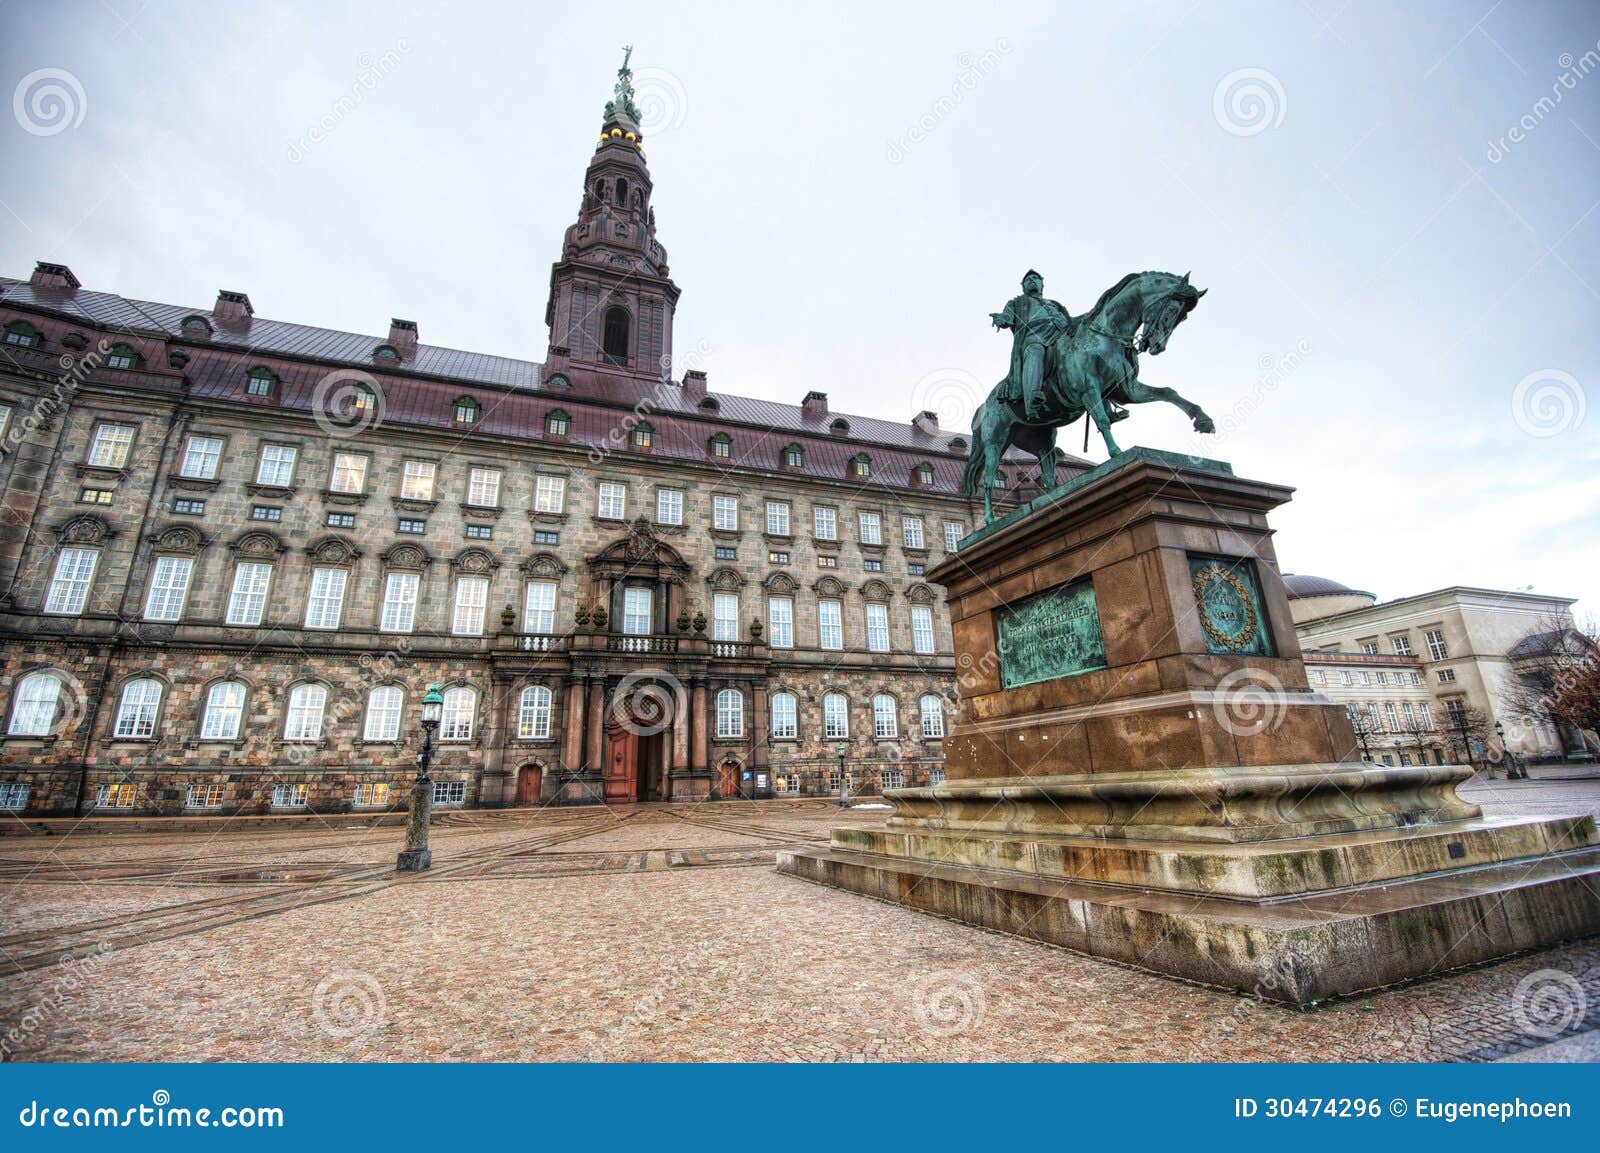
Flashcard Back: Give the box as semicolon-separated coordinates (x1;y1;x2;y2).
1;780;1597;1063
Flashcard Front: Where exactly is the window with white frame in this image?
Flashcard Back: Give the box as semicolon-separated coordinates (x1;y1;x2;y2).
400;460;436;500
518;685;553;739
271;783;308;809
1390;634;1413;656
330;452;368;493
771;691;798;739
858;511;882;545
44;547;98;614
440;686;476;741
534;474;566;513
305;567;348;630
200;681;246;741
142;556;194;621
467;467;502;507
8;672;64;736
1384;702;1400;731
1421;705;1436;731
1360;641;1379;655
713;592;740;642
226;562;272;626
179;435;223;479
95;783;137;808
716;689;744;738
622;587;653;635
88;423;136;468
767;597;794;648
523;581;557;633
285;684;327;741
866;602;890;652
920;694;946;738
364;685;404;742
930;767;946;786
813;505;837;541
432;780;467;805
381;572;419;633
352;782;390;807
766;500;791;536
255;444;297;486
818;599;843;650
1424;628;1449;661
911;605;935;654
113;679;162;739
452;575;489;635
872;694;898;739
823;693;849;739
185;784;224;809
902;516;925;550
774;769;801;795
0;783;29;811
656;488;683;526
713;494;739;531
597;482;627;520
943;522;963;552
881;768;905;790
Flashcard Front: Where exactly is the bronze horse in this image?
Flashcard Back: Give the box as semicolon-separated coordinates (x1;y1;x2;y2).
962;270;1214;521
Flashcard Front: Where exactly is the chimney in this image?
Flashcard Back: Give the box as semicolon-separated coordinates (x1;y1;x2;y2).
912;409;940;436
30;261;80;291
214;290;253;323
802;390;829;417
682;369;707;402
389;318;418;358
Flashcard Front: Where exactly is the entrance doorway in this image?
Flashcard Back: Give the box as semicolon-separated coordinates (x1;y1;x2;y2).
516;764;543;805
718;758;741;800
604;725;668;803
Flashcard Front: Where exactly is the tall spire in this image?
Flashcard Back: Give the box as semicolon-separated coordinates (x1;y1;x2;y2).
604;45;641;126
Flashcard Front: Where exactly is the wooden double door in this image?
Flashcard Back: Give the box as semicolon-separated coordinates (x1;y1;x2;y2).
604;723;667;803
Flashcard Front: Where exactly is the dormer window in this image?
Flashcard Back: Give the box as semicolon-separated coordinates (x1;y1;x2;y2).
782;443;804;469
245;367;277;399
453;397;479;425
830;417;850;436
913;462;934;485
851;453;872;478
698;396;720;412
631;421;653;449
352;384;378;413
709;432;732;459
3;320;42;348
544;373;570;389
373;344;400;362
949;436;968;452
106;344;137;370
180;315;212;335
545;409;570;438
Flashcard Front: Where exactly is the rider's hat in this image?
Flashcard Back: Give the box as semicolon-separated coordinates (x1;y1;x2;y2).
1022;269;1043;286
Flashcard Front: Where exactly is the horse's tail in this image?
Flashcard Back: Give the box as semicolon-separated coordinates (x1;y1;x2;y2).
961;400;993;497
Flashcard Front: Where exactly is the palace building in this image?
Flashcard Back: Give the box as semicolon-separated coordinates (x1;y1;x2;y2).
0;58;1060;817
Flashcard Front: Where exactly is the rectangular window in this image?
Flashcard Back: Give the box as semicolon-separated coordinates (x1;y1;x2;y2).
432;780;467;805
714;545;737;561
1390;634;1413;656
902;516;925;550
824;695;849;740
397;518;426;534
226;562;272;625
1424;628;1449;661
453;575;489;635
863;558;883;573
400;460;436;500
326;512;355;528
256;444;297;486
185;784;225;810
330;452;368;494
911;605;935;654
657;488;684;526
859;511;882;545
305;567;348;630
716;692;743;738
874;697;898;739
908;562;925;576
45;547;98;614
713;495;739;531
713;592;740;642
772;695;798;740
88;423;136;468
534;530;559;546
943;522;963;552
95;783;137;808
1359;641;1379;655
818;555;837;569
180;435;223;479
813;506;837;541
524;581;557;633
768;551;790;565
622;586;653;635
250;506;282;522
1374;671;1388;685
766;500;791;536
364;687;403;741
598;481;627;520
173;498;205;515
534;474;566;514
818;600;843;650
143;556;194;622
1437;668;1456;684
352;783;391;808
79;487;114;505
866;603;890;652
768;597;794;648
467;467;502;507
1384;702;1399;732
921;699;946;739
465;524;492;540
0;783;31;811
381;572;419;633
881;768;905;790
271;784;308;809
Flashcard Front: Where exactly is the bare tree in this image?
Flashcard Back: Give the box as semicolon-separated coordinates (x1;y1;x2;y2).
1499;614;1600;762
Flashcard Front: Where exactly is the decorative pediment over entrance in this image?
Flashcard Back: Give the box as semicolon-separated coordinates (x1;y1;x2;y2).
589;517;690;583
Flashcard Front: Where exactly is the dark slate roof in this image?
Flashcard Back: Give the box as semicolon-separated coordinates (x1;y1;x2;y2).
1282;573;1373;600
1506;629;1596;661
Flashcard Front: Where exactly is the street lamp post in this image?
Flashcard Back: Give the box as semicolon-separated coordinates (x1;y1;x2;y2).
397;684;443;873
1495;720;1528;780
836;741;850;808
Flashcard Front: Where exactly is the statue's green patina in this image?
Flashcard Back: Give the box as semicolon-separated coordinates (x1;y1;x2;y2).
964;269;1216;521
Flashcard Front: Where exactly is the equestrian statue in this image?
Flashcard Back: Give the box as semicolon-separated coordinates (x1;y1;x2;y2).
962;268;1216;522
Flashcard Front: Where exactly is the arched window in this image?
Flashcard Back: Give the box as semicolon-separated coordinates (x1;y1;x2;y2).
602;306;631;365
440;686;477;742
8;671;64;736
782;443;804;469
830;417;850;436
851;453;872;478
518;685;553;740
106;343;137;370
245;367;277;398
919;694;946;739
453;397;478;425
373;344;400;362
716;688;744;738
823;692;849;739
771;691;798;739
363;685;404;742
708;432;732;459
545;409;570;438
616;177;629;205
180;315;212;335
201;681;247;741
3;320;42;348
631;421;653;449
113;678;163;739
284;684;327;741
872;693;898;739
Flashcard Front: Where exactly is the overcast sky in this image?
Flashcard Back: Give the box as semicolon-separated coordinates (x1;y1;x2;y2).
3;1;1596;618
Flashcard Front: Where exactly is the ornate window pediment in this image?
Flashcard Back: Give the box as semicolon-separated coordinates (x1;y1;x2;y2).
905;582;938;604
380;543;430;571
451;547;499;574
306;536;360;566
860;578;893;602
149;525;206;556
763;572;799;595
521;552;568;580
53;514;113;545
813;575;848;598
706;566;745;592
230;530;285;559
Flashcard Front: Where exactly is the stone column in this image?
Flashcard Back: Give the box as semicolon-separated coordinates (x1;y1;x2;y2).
690;677;708;771
562;674;586;773
672;683;690;770
478;675;514;806
586;677;607;771
751;682;769;773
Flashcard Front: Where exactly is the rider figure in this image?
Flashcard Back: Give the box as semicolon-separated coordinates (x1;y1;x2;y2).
991;269;1072;421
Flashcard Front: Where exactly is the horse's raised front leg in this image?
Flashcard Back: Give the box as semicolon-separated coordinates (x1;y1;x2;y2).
1123;379;1215;434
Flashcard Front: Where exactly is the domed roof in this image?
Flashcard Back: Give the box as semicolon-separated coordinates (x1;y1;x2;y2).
1282;574;1373;600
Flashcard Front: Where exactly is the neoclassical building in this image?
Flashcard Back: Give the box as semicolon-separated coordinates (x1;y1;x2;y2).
0;59;1057;817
